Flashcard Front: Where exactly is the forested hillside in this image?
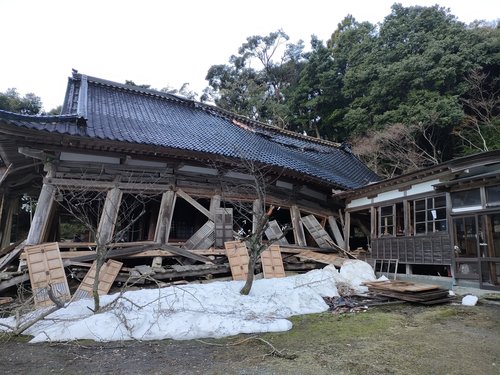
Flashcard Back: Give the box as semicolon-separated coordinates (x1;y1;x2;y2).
203;4;499;177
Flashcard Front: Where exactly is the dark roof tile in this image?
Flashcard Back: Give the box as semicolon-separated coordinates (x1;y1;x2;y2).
0;74;380;190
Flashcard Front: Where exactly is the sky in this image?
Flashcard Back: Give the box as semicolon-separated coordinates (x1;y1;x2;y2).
0;0;498;111
0;262;378;342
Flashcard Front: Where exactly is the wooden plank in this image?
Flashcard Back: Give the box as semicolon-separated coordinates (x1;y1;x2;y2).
154;190;176;244
70;243;159;262
176;189;213;221
214;208;233;247
0;273;30;292
159;244;214;264
290;205;307;246
182;221;215;250
224;241;249;281
301;215;333;249
296;250;345;267
25;243;71;307
362;280;440;293
73;259;123;300
265;220;289;245
261;245;286;278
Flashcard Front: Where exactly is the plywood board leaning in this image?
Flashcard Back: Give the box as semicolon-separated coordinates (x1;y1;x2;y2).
73;259;123;300
264;220;290;245
224;241;249;281
301;215;333;249
261;245;286;278
25;242;71;307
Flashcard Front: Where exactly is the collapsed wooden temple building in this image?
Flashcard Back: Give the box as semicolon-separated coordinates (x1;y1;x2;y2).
0;72;379;298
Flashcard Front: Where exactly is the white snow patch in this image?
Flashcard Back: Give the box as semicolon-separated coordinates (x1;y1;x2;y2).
462;295;478;306
0;262;376;343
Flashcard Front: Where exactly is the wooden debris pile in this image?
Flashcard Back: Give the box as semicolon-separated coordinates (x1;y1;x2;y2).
362;280;452;305
0;239;352;307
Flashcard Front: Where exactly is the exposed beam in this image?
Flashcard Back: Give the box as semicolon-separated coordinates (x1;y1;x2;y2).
176;189;213;221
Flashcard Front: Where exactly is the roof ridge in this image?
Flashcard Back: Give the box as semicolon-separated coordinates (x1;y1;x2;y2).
0;109;79;121
71;71;342;149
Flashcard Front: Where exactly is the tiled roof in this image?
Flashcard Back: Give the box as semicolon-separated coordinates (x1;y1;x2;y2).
0;73;380;190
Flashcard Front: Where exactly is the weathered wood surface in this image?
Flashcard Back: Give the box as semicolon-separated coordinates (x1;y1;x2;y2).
25;243;71;307
214;208;233;247
26;183;56;245
328;216;346;249
290;205;307;247
159;244;214;264
176;189;213;221
225;241;250;281
261;245;286;278
301;215;334;249
264;220;289;245
296;250;345;267
70;243;159;262
97;187;123;244
73;259;123;300
154;190;176;244
182;221;215;250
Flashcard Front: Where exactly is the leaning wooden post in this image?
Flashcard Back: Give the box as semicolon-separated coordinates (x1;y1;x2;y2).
290;205;307;246
97;187;123;245
154;190;176;244
93;187;122;312
26;183;56;245
328;215;346;250
252;199;263;235
0;198;17;249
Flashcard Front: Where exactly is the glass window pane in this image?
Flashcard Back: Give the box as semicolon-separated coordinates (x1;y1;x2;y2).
381;206;392;216
416;223;426;234
415;200;425;211
486;186;500;206
435;196;446;208
451;189;481;208
416;212;425;222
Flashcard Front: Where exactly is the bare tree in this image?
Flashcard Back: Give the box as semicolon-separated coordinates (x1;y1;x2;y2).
54;180;156;312
216;158;290;295
352;122;443;178
454;69;500;152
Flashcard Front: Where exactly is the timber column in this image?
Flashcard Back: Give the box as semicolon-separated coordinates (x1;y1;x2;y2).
26;183;56;245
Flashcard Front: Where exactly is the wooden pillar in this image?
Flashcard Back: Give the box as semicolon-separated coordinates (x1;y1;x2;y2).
290;205;307;246
252;199;263;235
154;190;176;244
96;187;123;245
209;195;221;213
0;197;16;248
328;215;346;250
344;211;351;251
26;183;56;245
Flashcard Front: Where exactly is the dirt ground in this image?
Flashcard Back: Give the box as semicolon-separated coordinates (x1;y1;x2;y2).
0;299;499;375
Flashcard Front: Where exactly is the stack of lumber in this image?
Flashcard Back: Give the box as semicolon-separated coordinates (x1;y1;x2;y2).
362;280;452;305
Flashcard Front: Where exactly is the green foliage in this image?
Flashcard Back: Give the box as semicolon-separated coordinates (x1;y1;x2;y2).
0;88;42;115
205;4;499;173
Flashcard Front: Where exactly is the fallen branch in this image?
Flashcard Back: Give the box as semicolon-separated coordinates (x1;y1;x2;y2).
197;335;297;360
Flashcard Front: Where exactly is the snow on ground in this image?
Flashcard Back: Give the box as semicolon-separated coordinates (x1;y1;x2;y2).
0;260;376;343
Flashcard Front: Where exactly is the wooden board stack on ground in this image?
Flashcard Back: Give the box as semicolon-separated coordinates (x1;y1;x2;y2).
362;280;452;304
